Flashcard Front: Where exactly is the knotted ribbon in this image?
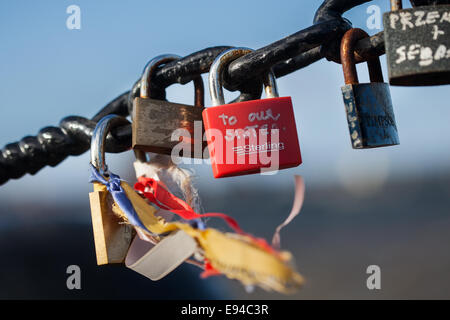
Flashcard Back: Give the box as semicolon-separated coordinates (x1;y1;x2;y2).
89;164;149;232
135;177;243;233
134;176;278;255
88;165;304;293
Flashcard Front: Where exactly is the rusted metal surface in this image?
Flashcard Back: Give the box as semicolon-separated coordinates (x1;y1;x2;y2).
193;77;205;108
341;28;384;84
391;0;403;10
341;83;400;148
133;55;206;158
132;99;206;158
341;28;400;149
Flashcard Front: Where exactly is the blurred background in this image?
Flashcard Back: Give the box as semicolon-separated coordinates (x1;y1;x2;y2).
0;0;449;299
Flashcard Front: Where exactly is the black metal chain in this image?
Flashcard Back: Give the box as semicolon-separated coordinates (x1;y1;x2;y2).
0;0;439;186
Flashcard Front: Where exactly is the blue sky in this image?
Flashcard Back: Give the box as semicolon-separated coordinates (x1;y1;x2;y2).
0;0;449;202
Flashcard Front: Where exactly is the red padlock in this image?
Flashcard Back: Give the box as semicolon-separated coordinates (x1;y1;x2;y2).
202;47;302;178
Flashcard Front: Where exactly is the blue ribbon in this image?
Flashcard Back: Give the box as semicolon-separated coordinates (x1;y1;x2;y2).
89;164;149;232
191;219;206;230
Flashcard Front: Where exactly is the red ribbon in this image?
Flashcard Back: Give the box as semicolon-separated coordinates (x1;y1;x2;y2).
134;177;277;256
135;177;244;233
200;260;222;278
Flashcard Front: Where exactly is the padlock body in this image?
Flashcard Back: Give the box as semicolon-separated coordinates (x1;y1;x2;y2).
132;98;207;158
89;183;134;265
341;82;400;149
202;97;302;178
383;5;450;86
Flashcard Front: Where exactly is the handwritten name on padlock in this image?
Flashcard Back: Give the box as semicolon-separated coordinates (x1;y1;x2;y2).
383;4;450;85
218;107;281;141
203;47;302;178
203;97;302;178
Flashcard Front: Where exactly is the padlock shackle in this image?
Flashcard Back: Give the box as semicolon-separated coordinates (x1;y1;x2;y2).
140;54;180;99
193;76;204;108
340;28;384;85
140;54;204;107
390;0;403;11
209;47;279;107
90;114;130;176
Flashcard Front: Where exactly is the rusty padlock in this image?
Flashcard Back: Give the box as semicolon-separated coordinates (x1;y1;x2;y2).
132;54;206;158
203;47;302;178
341;28;400;149
383;0;450;85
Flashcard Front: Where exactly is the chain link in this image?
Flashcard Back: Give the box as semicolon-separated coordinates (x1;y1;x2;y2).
0;0;433;185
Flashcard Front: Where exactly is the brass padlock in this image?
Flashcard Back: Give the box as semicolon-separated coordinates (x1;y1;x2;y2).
383;0;450;86
341;28;400;149
132;54;206;158
89;115;134;265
